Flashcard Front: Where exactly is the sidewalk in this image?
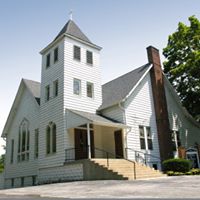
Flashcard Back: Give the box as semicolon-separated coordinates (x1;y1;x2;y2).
0;176;199;198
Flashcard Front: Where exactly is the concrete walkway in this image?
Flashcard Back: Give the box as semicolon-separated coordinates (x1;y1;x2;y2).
0;176;200;198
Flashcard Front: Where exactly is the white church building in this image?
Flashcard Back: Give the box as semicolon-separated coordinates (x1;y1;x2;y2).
2;19;200;188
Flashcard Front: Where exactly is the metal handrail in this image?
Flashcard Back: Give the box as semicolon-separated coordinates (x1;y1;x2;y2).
65;146;137;180
125;147;161;166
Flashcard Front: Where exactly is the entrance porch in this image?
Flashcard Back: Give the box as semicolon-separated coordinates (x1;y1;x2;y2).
65;109;129;161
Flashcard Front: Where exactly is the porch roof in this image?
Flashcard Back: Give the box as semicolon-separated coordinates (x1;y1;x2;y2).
66;109;129;129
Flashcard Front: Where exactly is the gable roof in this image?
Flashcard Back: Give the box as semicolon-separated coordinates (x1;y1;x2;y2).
99;63;152;110
2;79;40;137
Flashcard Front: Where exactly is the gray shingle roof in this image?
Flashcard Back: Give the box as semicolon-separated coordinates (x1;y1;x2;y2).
23;79;40;104
69;109;128;128
54;20;92;44
99;63;152;110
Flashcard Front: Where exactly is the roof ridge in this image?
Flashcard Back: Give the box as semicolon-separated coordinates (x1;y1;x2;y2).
22;78;40;84
102;63;150;86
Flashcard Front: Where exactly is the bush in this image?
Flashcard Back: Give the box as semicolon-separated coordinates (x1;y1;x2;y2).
190;168;200;175
162;158;191;173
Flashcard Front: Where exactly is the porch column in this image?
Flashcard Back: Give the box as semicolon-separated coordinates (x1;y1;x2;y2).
87;123;91;159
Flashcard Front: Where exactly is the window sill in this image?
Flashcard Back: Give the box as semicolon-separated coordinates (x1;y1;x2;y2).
73;58;81;62
86;96;94;100
86;62;93;66
46;152;57;157
54;60;59;64
73;94;82;98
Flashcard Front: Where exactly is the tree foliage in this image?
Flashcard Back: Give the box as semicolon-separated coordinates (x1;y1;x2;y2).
163;16;200;122
0;155;4;173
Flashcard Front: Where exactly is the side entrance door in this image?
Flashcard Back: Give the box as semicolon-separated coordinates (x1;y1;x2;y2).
114;130;124;158
74;128;94;160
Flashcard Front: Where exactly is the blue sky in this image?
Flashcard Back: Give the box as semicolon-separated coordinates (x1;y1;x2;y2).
0;0;199;155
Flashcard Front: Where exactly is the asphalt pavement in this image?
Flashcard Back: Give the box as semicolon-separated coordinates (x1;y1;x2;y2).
0;176;199;199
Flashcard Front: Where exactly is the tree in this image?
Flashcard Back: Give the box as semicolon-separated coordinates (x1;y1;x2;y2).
0;155;4;173
163;16;200;122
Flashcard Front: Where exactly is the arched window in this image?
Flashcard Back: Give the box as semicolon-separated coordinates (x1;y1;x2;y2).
18;118;30;162
46;122;57;155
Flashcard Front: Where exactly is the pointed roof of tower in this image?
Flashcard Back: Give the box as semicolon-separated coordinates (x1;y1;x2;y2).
54;20;91;44
40;19;101;54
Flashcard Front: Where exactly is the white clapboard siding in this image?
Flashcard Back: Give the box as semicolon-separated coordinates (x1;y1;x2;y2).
39;39;65;169
63;37;102;114
4;88;39;179
101;105;124;123
124;73;161;165
164;78;200;148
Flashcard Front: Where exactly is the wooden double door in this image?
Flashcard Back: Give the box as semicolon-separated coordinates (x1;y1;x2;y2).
74;128;124;160
74;128;94;160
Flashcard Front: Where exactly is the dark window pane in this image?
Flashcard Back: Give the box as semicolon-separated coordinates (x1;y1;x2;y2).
140;138;146;150
18;130;21;153
87;82;93;98
27;131;30;151
53;80;58;97
74;46;81;60
10;139;14;164
52;124;56;153
46;53;50;68
35;129;39;158
22;125;26;152
86;51;93;65
45;85;50;101
46;126;51;154
54;47;58;62
148;139;153;150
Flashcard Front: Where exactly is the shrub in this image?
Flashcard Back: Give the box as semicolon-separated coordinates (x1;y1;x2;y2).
190;168;200;175
162;158;191;173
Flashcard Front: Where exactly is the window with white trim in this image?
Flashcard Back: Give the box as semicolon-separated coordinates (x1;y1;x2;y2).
46;122;57;155
73;78;81;95
53;79;58;97
45;85;50;101
86;82;94;98
18;119;30;162
139;126;153;150
86;50;93;65
139;126;145;150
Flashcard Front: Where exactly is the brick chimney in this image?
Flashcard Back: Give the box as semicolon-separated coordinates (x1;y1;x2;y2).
147;46;173;162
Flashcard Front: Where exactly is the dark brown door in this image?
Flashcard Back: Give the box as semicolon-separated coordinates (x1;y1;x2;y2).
74;129;94;160
114;130;123;158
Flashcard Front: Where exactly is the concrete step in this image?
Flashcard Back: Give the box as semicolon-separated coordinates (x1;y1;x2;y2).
91;158;165;180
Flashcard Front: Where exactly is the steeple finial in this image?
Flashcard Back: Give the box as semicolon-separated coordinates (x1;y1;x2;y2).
69;10;73;20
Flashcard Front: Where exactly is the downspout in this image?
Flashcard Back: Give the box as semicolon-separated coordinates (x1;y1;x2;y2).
118;102;131;159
